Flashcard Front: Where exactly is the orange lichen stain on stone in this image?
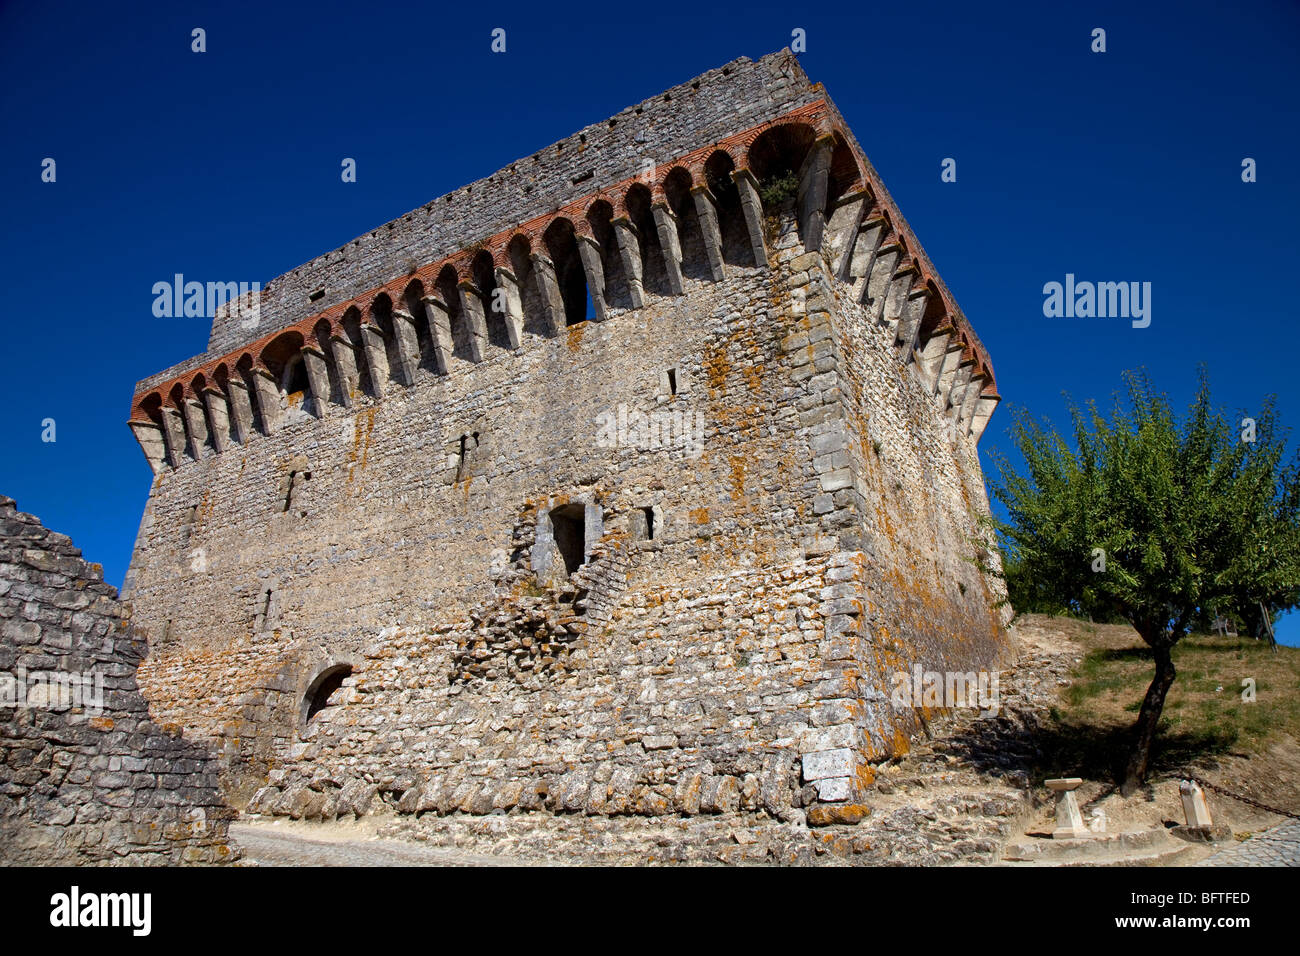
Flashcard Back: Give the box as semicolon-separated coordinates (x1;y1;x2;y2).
702;341;731;397
566;320;586;352
727;455;747;503
87;716;114;731
855;761;877;790
358;408;376;470
345;407;377;483
689;507;710;525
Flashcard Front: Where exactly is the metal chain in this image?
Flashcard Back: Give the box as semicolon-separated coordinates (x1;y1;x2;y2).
1183;773;1300;821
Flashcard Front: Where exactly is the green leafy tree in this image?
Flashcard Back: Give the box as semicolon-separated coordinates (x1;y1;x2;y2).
992;369;1300;794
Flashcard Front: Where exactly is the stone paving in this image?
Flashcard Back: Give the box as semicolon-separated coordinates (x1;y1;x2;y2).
1196;820;1300;867
230;823;529;867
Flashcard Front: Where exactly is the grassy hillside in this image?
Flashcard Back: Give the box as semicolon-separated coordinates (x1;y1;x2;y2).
1019;615;1300;809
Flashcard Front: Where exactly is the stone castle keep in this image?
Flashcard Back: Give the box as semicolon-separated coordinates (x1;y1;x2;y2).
122;50;1009;824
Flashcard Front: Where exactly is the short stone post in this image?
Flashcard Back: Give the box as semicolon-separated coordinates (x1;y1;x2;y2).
1180;780;1213;828
1046;777;1088;839
1172;779;1231;842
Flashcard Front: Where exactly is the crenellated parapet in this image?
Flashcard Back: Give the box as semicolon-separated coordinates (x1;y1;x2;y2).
127;53;999;475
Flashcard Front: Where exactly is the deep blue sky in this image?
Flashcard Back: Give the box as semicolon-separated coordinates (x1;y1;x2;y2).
2;1;1297;643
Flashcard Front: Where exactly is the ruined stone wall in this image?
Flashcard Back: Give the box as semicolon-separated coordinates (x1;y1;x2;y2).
0;496;235;865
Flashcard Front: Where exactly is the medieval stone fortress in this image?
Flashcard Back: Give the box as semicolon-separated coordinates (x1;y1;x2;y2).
112;49;1008;828
3;49;1017;864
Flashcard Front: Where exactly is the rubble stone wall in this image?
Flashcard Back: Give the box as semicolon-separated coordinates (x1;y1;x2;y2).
0;496;235;865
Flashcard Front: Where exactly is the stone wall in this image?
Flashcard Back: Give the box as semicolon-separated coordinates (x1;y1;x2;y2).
130;200;1009;820
0;496;236;865
123;51;1010;825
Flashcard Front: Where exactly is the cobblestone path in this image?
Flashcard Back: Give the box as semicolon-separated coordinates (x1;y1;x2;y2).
1197;820;1300;867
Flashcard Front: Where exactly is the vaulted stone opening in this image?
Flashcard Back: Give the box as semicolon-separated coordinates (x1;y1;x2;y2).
550;504;586;575
302;664;352;725
704;150;749;268
542;218;589;325
531;500;603;587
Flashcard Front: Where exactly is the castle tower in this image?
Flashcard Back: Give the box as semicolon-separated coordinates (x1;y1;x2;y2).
124;51;1008;819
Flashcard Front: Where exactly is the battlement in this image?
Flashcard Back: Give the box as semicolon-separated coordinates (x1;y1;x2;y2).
127;50;999;473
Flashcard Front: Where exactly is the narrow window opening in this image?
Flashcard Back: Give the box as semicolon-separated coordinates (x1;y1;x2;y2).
283;470;311;515
257;588;279;632
642;506;656;540
456;432;479;481
309;288;326;303
667;368;678;396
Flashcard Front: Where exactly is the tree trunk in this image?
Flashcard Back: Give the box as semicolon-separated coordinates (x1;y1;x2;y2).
1120;644;1176;796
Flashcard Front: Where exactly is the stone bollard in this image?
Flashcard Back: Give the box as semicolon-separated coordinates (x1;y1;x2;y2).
1172;780;1231;842
1046;777;1089;839
1179;780;1213;828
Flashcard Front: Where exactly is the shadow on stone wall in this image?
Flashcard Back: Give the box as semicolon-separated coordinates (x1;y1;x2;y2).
0;495;237;865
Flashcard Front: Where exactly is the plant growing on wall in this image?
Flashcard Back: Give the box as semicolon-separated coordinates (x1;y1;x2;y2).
758;170;799;208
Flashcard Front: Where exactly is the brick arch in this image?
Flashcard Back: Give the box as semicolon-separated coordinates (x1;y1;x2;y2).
259;330;305;376
746;121;816;188
470;249;510;350
505;232;532;260
662;165;694;198
137;391;164;425
542;217;588;326
703;149;749;268
433;264;476;362
584;198;615;237
504;233;547;339
825;128;863;206
434;258;469;287
663;166;709;283
260;330;309;403
400;278;425;315
307;318;344;405
623;182;670;296
310;317;334;350
917;279;949;344
700;144;741;171
584;199;628;309
234;352;256;376
368;290;394;321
